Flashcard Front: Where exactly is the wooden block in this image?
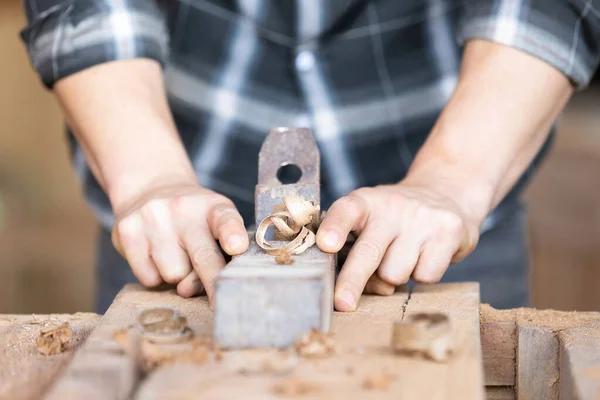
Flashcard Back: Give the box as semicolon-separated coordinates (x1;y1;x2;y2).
480;304;517;386
0;313;99;400
213;241;335;349
485;386;515;400
559;326;600;400
48;282;485;399
517;326;559;400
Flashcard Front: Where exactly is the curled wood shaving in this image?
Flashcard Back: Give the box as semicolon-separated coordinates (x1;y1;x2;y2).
113;328;217;372
137;307;191;343
272;377;320;396
294;328;335;358
391;312;453;362
36;322;72;355
256;195;319;256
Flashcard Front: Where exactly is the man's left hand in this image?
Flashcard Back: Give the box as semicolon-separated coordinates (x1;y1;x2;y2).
316;182;480;311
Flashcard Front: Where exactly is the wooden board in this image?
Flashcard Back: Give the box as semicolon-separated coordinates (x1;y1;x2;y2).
517;326;559;400
559;326;600;400
0;313;99;400
43;282;485;399
480;304;516;386
486;386;515;400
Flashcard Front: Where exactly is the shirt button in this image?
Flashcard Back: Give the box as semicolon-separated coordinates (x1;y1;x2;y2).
295;51;315;72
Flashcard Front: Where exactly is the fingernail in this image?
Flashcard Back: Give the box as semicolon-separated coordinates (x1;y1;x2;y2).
226;235;243;251
337;290;355;309
322;231;339;249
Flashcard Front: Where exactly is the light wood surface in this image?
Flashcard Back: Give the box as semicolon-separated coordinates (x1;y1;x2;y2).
559;327;600;400
0;313;99;400
43;283;485;399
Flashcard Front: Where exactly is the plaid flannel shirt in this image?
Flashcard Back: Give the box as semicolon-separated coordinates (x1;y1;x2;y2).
20;0;600;231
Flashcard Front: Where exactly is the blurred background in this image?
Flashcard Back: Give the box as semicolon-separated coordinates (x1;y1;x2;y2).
1;1;599;314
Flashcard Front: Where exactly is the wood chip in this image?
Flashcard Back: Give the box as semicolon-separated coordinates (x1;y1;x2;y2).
294;328;335;358
391;312;453;362
275;251;295;265
362;371;395;391
272;377;320;396
36;322;72;355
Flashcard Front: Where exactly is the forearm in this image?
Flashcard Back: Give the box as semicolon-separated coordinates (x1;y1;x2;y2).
54;59;196;214
405;39;573;226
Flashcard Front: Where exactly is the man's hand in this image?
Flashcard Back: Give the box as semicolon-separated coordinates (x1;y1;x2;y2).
111;182;248;303
53;59;251;304
317;183;479;311
317;39;572;312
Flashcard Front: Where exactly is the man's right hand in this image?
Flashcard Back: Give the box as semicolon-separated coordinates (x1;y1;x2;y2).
111;182;249;303
52;59;250;304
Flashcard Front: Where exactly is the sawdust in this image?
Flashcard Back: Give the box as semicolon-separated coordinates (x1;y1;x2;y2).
362;370;396;391
480;303;600;331
294;328;335;358
275;251;295;265
271;377;320;396
36;322;72;355
238;350;298;376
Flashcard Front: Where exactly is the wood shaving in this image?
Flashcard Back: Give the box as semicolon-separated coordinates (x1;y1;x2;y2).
294;328;335;358
256;195;320;257
36;322;72;355
275;251;295;265
112;327;217;372
391;312;453;362
272;377;320;396
362;371;395;391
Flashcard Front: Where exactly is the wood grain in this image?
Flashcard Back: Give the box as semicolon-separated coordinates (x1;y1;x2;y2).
559;326;600;400
0;313;99;400
517;326;559;400
45;282;485;399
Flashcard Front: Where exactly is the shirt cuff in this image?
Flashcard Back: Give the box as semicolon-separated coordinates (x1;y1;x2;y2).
20;0;169;89
457;1;600;90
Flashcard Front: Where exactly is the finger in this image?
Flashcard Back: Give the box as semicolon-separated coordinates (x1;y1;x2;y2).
141;201;192;283
114;213;162;287
207;202;248;255
334;225;392;311
317;195;368;253
411;239;457;284
363;273;395;296
177;270;205;298
180;225;226;303
377;237;422;285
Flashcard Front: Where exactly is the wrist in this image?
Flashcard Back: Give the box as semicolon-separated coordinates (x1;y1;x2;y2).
402;160;495;228
105;156;198;216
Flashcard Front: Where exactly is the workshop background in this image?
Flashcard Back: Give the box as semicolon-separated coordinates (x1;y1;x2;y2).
1;1;599;314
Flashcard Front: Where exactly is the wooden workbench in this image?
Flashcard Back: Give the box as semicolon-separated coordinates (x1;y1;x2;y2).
1;283;599;400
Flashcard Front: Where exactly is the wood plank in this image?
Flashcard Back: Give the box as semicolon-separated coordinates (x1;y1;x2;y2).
0;313;99;400
517;326;559;400
559;326;600;400
480;304;516;386
46;283;485;399
406;283;485;399
485;386;515;400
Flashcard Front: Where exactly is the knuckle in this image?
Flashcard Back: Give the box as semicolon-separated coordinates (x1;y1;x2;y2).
168;195;189;217
412;269;441;284
354;238;383;263
117;216;141;244
190;244;222;267
438;210;464;236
